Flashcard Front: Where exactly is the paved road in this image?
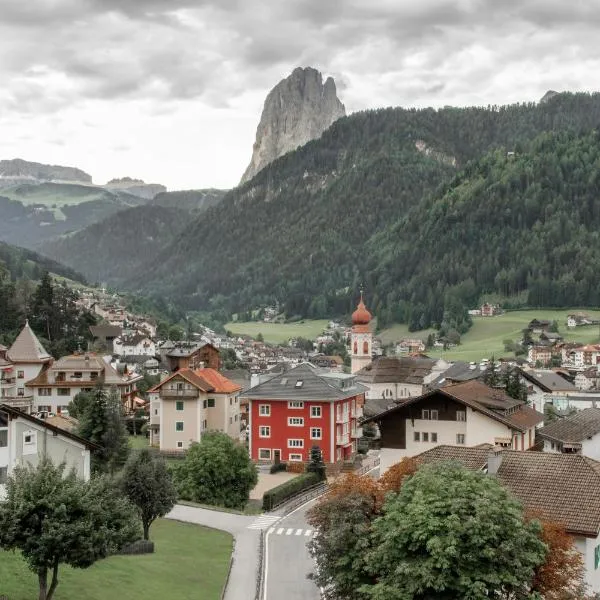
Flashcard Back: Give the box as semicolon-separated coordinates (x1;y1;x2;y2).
167;504;260;600
263;499;321;600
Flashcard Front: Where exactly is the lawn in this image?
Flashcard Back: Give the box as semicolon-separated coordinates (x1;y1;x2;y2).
379;309;600;362
225;319;330;344
128;435;149;450
0;519;233;600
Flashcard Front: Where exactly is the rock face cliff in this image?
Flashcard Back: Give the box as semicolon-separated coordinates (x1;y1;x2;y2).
104;177;166;200
240;67;345;184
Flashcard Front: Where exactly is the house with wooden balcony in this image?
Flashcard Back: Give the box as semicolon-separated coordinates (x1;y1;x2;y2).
148;368;241;451
25;352;142;415
241;362;367;465
0;322;52;413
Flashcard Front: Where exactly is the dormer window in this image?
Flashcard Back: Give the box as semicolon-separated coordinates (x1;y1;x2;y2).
295;380;304;388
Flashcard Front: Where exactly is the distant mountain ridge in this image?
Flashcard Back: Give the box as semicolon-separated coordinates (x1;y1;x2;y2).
0;158;92;186
117;91;600;326
150;188;228;211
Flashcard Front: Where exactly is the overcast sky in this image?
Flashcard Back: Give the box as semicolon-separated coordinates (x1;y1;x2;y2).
0;0;597;190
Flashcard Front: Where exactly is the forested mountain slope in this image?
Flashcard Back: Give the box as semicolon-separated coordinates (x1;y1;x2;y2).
128;93;600;322
39;205;189;285
367;130;600;330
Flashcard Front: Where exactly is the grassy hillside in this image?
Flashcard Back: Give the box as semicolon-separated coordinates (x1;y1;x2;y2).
381;309;600;362
224;319;330;344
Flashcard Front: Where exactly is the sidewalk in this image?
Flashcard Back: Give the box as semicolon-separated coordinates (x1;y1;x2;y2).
167;504;260;600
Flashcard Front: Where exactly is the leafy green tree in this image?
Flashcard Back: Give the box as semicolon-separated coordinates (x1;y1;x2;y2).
0;458;139;600
78;385;129;473
256;332;264;343
363;463;547;600
174;433;258;510
67;390;94;419
120;449;178;540
168;325;184;341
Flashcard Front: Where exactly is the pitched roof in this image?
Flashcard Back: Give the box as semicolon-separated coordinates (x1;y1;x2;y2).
363;380;544;432
0;404;99;450
520;369;578;392
239;362;367;401
89;324;122;338
426;361;486;388
148;368;214;393
355;356;436;385
414;445;600;536
194;368;241;394
7;321;51;363
537;408;600;444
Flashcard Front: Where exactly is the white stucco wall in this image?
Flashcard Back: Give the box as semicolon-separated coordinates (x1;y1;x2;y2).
405;418;467;455
363;381;423;401
465;408;513;446
582;434;600;461
576;533;600;593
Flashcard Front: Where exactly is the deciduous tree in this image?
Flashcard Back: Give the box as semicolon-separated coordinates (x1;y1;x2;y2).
0;459;139;600
174;433;257;510
363;463;547;600
121;449;178;540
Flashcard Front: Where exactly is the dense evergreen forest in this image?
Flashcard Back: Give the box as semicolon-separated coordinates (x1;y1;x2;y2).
119;92;600;328
0;244;94;355
40;205;190;285
367;130;600;331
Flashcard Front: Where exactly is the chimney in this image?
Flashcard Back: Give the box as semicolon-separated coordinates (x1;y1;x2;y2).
487;449;503;476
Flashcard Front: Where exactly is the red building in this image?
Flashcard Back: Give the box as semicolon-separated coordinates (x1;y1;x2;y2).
241;362;366;464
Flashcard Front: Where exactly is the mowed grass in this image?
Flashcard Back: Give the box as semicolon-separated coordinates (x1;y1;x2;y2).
225;319;330;344
0;519;233;600
383;309;600;362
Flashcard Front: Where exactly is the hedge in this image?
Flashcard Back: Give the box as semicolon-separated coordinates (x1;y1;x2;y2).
262;472;322;511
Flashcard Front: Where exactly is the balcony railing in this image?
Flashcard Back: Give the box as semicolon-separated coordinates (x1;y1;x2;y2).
161;388;198;398
1;396;33;411
336;412;349;424
352;406;363;419
336;432;350;446
351;426;363;438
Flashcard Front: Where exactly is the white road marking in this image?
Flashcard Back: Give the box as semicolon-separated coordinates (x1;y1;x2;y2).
286;528;293;535
304;529;312;536
276;527;284;535
247;515;281;530
295;529;302;535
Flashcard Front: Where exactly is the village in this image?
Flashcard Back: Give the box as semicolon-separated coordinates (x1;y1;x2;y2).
3;286;600;598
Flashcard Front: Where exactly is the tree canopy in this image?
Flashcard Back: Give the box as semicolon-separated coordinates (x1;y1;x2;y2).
0;458;139;600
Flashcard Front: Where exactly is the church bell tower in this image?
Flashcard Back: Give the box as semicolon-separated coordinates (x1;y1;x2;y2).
350;291;373;374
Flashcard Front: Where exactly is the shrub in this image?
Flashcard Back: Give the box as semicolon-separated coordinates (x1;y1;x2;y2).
270;462;287;474
119;539;155;555
262;472;322;511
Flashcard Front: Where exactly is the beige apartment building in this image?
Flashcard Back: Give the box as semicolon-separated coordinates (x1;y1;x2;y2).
149;368;241;451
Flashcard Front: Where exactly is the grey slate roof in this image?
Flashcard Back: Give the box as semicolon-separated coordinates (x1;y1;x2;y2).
426;361;486;389
537;408;600;443
520;369;578;392
240;362;367;401
7;322;51;363
356;356;435;385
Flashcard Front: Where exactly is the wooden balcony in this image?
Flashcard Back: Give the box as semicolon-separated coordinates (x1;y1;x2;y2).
160;388;198;398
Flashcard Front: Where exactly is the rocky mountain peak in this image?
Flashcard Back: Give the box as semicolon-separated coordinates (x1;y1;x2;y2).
240;67;345;184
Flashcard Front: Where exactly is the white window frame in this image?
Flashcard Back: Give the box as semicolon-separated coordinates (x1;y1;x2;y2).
310;406;322;418
259;404;271;416
288;401;304;409
289;453;303;462
310;427;322;440
414;432;420;442
431;432;438;443
288;417;304;427
24;432;36;445
422;432;429;442
456;410;466;422
430;410;438;420
421;409;429;420
176;441;183;448
456;433;465;445
287;439;304;448
259;448;272;460
259;426;271;438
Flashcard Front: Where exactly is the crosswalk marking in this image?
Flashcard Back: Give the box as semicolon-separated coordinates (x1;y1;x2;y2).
269;528;316;537
247;515;281;530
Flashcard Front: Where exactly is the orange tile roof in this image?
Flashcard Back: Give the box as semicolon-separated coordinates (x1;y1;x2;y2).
193;368;241;394
148;368;213;393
